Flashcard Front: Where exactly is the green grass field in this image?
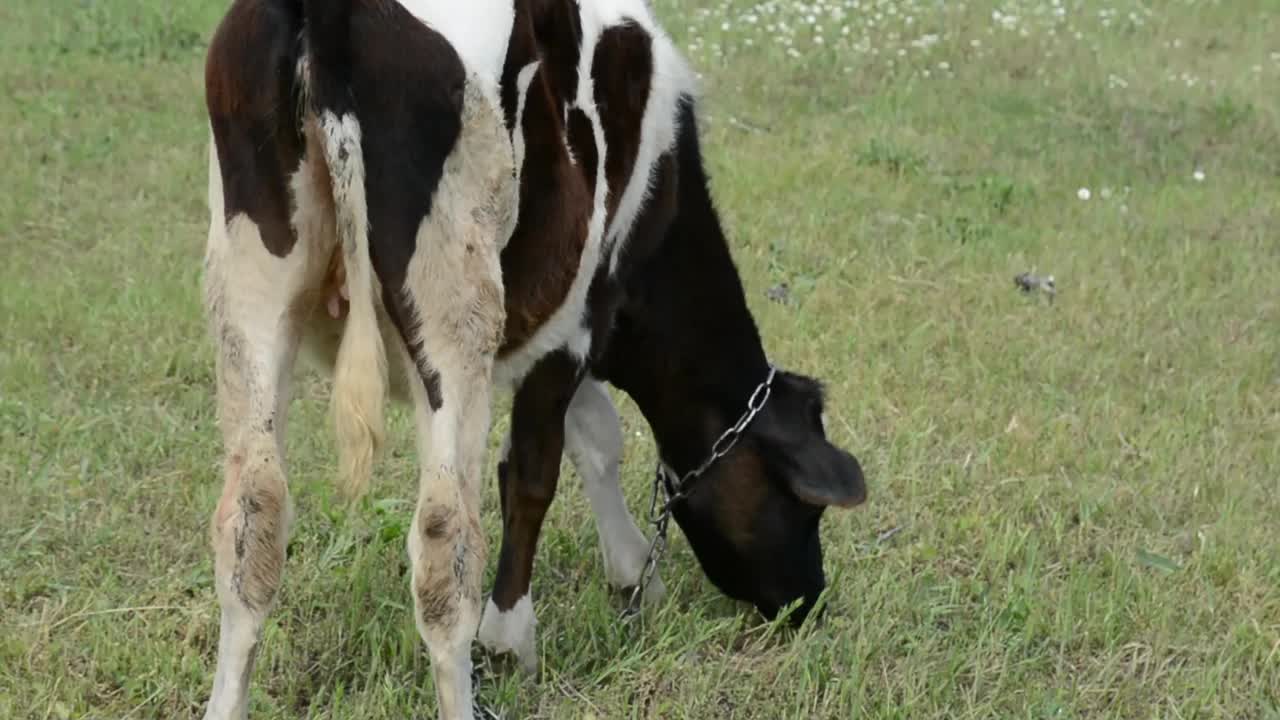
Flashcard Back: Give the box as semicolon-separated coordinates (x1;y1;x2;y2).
2;0;1278;717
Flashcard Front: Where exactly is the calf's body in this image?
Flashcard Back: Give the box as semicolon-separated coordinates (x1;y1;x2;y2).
200;1;866;717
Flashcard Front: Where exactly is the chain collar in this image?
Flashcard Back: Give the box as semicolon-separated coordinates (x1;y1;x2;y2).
624;365;777;616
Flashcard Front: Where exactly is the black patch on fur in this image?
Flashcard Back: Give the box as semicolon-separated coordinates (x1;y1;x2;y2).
531;0;583;115
303;0;464;409
502;0;584;130
496;22;594;354
481;11;866;630
400;317;446;411
205;0;305;258
421;505;454;541
591;20;652;226
490;351;582;610
589;96;845;625
594;96;769;407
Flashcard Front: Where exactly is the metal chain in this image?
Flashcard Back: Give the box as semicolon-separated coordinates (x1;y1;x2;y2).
624;365;777;616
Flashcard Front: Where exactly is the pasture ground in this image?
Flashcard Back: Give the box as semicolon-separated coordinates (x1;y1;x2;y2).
2;0;1277;717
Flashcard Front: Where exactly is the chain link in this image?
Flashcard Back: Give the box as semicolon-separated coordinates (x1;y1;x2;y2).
624;365;777;617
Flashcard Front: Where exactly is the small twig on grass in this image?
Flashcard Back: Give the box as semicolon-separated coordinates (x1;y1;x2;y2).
40;676;63;720
556;680;603;715
120;683;167;720
44;604;184;633
889;274;943;290
876;526;904;544
727;115;770;134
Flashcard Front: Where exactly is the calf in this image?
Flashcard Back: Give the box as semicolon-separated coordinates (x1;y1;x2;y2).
200;0;866;718
204;1;515;717
474;0;868;672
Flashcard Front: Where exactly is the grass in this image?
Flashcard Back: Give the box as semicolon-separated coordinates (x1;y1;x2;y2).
2;0;1278;717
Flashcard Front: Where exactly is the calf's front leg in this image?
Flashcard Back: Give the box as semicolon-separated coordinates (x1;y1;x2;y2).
478;351;582;674
564;380;665;602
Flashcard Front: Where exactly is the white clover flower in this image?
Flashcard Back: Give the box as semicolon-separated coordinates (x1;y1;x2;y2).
1077;187;1092;201
1193;169;1206;182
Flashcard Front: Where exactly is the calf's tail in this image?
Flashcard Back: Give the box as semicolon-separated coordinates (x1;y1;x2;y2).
305;0;386;499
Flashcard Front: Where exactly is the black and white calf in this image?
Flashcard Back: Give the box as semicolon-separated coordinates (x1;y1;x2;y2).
200;0;866;718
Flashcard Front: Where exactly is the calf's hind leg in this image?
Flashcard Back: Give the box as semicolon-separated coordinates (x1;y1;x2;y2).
202;163;323;719
405;343;496;719
388;83;514;719
400;216;508;717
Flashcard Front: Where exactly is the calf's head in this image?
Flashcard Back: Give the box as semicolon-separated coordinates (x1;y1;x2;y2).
670;371;866;624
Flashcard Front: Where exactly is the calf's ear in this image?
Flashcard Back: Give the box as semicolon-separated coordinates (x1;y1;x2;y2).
785;443;867;508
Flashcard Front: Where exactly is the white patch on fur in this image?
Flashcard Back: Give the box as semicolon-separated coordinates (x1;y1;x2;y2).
206;136;225;221
395;0;513;103
562;128;577;166
477;594;538;673
494;0;704;380
566;327;593;363
396;80;514;719
205;136;316;399
565;381;664;602
494;11;619;384
570;9;612;266
582;2;698;274
511;61;541;193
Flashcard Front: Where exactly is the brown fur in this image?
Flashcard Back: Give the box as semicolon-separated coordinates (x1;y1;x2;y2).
414;504;462;627
204;0;302;258
414;501;487;627
489;352;580;611
497;2;593;356
219;441;290;612
421;505;456;541
592;22;653;225
711;451;767;548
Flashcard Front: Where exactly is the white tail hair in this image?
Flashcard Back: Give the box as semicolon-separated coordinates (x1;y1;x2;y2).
318;111;386;499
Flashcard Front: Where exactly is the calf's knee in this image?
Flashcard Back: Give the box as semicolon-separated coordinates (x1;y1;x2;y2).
212;439;291;613
410;500;485;633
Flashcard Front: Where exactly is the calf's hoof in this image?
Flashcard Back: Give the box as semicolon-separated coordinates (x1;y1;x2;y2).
476;595;537;674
